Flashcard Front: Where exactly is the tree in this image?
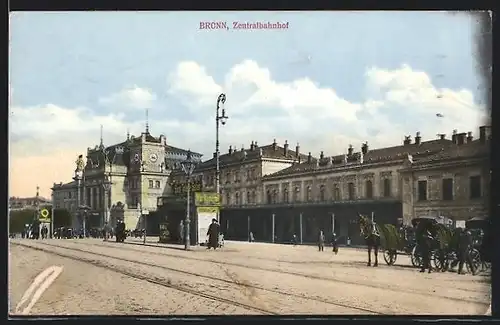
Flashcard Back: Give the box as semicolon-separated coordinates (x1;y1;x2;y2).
9;209;36;233
53;208;72;227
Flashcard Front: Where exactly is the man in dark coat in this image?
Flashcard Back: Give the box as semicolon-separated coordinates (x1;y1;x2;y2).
415;221;434;273
458;229;477;275
332;232;339;255
207;218;220;250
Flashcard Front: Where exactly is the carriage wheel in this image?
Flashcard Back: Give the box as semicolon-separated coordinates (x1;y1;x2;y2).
383;249;397;265
411;246;422;267
468;248;482;274
431;250;447;271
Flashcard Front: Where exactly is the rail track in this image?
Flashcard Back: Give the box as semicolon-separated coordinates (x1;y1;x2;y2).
11;241;385;315
61;239;489;303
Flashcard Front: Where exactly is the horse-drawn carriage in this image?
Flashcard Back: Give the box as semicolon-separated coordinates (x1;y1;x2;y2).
465;216;489;272
358;214;416;267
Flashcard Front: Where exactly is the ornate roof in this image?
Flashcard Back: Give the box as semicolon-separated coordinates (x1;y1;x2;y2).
265;139;453;179
409;139;489;166
85;132;202;168
190;142;310;173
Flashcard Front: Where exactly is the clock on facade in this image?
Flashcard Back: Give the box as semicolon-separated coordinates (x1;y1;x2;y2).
149;153;158;163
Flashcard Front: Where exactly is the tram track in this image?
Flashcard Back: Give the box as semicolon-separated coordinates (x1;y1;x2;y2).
63;239;489;304
11;241;385;315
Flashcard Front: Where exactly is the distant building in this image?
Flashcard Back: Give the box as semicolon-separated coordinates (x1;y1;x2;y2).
9;196;51;211
51;129;201;231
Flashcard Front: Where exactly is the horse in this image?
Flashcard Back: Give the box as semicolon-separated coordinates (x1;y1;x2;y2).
358;214;381;267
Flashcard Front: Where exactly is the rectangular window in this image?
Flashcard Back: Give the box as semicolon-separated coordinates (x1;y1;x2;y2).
365;180;373;199
155;180;161;189
149;180;154;188
469;175;481;199
383;178;391;197
348;182;355;200
442;178;453;201
418;180;427;201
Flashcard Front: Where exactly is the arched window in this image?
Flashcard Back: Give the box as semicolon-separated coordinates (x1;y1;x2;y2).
226;192;231;205
319;185;326;201
266;190;272;204
283;188;289;203
235;192;240;205
293;187;300;202
247;191;251;204
365;180;373;199
306;186;312;202
333;185;340;201
348;182;355;200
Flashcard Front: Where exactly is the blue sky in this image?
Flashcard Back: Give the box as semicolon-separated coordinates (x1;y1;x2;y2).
9;11;488;197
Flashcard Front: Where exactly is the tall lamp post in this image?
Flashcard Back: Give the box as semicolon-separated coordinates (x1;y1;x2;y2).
79;205;90;238
181;150;196;251
101;175;112;236
215;93;228;222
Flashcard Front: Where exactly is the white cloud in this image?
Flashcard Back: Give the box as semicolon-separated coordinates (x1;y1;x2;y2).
98;85;156;110
10;60;487;197
168;60;487;155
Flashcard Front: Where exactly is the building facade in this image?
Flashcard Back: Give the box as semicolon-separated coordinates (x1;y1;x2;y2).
52;129;200;231
400;126;490;222
155;126;491;246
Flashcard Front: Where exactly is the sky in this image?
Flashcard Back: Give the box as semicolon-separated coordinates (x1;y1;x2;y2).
9;11;489;198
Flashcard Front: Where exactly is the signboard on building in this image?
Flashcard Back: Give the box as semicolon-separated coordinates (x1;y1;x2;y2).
171;180;202;196
196;206;218;246
39;208;51;223
194;192;220;207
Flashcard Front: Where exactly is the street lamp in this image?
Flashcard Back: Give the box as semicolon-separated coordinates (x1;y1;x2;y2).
99;145;124;228
215;93;228;222
181;149;196;250
101;175;112;239
78;204;90;238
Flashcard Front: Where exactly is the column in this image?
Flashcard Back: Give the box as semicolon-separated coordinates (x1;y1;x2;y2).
299;212;303;244
271;214;275;243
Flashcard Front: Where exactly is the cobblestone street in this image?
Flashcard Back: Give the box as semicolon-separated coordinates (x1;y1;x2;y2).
9;238;490;316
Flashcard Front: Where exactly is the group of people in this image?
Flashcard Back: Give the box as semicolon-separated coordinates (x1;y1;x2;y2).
416;222;477;275
316;231;339;254
21;224;48;239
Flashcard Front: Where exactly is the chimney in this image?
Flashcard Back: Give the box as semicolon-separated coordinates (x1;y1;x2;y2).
437;134;446;140
452;129;458;144
415;132;421;145
284;140;289;156
467;132;473;143
479;126;491;144
348;144;353;156
272;139;277;150
254;141;258;148
403;136;412;145
457;132;466;145
320;151;324;159
361;142;369;155
250;141;255;151
228;145;233;154
295;143;300;158
307;152;312;163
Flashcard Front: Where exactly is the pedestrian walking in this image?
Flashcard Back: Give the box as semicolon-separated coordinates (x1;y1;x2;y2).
179;220;185;244
458;229;477;275
318;230;325;251
249;231;255;243
207;219;220;250
332;232;339;255
419;228;433;273
292;233;298;246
